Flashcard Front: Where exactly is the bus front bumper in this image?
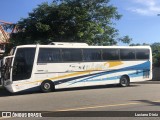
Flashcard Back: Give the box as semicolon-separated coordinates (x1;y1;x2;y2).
5;84;15;93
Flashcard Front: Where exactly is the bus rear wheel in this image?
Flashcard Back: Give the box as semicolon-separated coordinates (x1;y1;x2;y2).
40;81;54;93
119;76;130;87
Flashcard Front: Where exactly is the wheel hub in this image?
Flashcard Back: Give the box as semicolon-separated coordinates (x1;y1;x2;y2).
44;83;51;90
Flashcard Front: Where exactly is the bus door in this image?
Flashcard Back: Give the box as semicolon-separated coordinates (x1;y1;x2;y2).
1;56;13;86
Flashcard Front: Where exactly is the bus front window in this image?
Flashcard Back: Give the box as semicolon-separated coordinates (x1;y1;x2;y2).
12;48;36;81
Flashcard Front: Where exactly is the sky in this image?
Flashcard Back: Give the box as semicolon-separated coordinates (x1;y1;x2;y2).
0;0;160;45
110;0;160;45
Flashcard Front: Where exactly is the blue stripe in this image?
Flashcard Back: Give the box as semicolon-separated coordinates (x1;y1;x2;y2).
68;61;150;85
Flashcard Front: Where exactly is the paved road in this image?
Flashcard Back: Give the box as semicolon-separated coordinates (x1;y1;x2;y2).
0;81;160;119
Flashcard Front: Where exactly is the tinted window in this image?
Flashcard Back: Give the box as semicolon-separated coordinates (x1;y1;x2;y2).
136;49;149;59
12;48;36;81
120;49;135;60
62;49;82;61
102;49;119;60
38;48;62;63
83;49;102;61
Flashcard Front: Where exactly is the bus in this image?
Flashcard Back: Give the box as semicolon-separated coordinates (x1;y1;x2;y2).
1;42;152;93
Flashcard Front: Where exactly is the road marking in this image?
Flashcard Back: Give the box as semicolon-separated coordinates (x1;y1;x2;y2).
55;102;140;111
0;99;160;119
154;100;160;102
0;102;140;119
55;99;160;111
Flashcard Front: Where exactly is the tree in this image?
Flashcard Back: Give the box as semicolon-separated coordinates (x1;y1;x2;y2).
151;42;160;67
129;43;141;46
129;43;149;46
10;0;122;46
118;35;132;45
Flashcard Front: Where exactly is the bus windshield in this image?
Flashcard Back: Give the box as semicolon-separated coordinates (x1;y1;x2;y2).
12;48;36;81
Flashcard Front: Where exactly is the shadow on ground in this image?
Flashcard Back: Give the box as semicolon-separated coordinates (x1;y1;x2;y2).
132;100;160;106
0;84;139;97
2;80;159;97
132;80;160;84
0;87;41;97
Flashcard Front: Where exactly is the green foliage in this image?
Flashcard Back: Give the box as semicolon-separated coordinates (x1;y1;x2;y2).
118;35;132;45
151;42;160;67
129;43;149;46
10;0;122;46
129;43;141;46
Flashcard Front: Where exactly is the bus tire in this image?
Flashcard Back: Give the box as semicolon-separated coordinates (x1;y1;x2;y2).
119;76;130;87
40;80;54;93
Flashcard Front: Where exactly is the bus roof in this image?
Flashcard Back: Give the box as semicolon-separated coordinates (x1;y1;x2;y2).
16;44;151;49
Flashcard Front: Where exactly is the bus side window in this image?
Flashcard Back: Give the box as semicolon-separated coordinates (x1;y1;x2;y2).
38;48;62;63
62;49;82;62
136;49;149;60
83;49;102;61
120;49;136;60
102;49;119;60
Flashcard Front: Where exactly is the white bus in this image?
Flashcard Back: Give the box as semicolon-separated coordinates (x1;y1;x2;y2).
1;43;152;93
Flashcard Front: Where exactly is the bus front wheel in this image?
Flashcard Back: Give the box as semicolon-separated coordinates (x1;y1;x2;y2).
119;76;130;87
40;80;54;93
